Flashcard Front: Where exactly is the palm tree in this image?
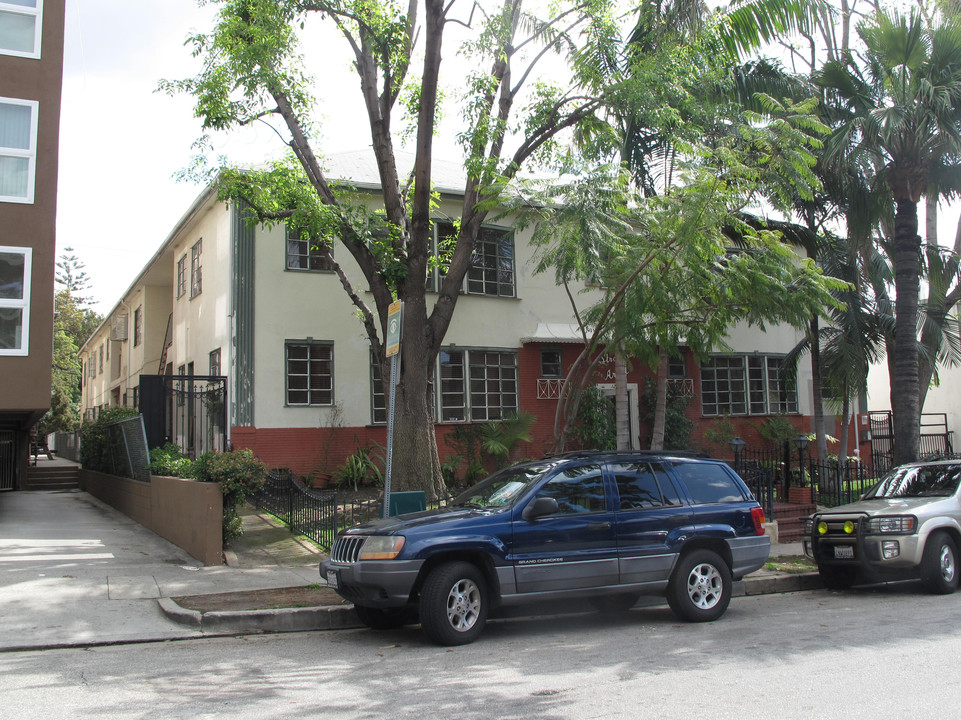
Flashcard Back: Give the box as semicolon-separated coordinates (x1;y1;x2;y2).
817;9;961;464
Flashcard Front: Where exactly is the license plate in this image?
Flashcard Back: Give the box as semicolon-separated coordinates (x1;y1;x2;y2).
834;545;854;559
325;570;339;589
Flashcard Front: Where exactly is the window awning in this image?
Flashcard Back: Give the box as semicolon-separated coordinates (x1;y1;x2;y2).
520;323;586;344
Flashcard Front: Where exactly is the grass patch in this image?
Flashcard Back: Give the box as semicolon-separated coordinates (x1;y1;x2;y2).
765;554;817;573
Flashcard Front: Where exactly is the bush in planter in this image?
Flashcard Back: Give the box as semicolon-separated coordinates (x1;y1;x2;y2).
194;449;268;543
147;443;197;478
80;406;140;473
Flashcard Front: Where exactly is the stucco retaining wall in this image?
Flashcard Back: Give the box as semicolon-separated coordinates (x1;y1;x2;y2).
80;470;223;565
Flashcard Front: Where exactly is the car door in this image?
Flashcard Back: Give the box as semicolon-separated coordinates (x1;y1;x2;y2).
610;461;694;585
512;463;618;593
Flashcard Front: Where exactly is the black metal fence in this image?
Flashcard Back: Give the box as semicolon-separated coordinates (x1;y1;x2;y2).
139;374;227;458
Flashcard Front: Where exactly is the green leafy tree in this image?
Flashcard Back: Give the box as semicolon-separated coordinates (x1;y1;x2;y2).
164;0;620;498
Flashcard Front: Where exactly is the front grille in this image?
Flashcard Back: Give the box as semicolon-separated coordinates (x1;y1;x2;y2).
331;534;367;564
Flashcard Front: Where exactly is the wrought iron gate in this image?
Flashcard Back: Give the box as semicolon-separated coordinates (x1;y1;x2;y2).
139;375;227;458
0;430;17;491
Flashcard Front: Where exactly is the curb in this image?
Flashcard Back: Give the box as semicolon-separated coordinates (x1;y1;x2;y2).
158;597;363;634
741;571;823;595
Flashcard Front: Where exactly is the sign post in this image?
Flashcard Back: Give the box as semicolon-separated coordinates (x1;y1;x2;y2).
382;300;403;518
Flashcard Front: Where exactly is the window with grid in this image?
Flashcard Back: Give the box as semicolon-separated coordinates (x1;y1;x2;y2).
0;246;30;354
0;0;42;58
439;348;518;422
467;226;515;297
286;227;334;272
189;240;202;298
371;353;387;424
700;355;797;416
176;255;187;298
133;306;142;347
286;341;333;406
209;348;221;376
0;97;37;203
98;344;104;374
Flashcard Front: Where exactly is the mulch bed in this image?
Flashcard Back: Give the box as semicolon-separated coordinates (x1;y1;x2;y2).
172;586;350;612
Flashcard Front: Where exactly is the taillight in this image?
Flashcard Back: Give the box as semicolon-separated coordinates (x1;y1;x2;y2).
751;506;766;536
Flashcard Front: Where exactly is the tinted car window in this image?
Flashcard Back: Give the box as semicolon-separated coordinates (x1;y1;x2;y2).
535;465;606;514
610;462;681;509
672;462;745;504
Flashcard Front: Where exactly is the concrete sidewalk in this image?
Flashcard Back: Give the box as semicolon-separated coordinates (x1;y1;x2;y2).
0;490;820;651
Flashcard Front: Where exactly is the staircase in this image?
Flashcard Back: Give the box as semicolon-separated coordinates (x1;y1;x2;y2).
23;461;80;491
773;502;815;544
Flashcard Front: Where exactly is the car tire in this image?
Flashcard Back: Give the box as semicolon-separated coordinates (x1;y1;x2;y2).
667;549;732;622
589;593;640;613
353;604;409;630
818;566;857;590
920;530;959;595
419;561;488;646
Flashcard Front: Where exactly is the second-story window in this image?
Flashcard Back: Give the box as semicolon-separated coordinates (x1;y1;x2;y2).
0;0;42;58
427;222;514;297
133;306;142;347
0;97;38;204
0;246;30;355
190;240;202;298
286;228;334;272
176;254;187;298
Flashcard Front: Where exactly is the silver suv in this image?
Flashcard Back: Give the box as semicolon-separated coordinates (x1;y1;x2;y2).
804;460;961;593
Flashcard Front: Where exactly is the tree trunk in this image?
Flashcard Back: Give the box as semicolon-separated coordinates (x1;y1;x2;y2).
809;316;828;463
615;350;630;450
892;198;922;464
650;349;669;451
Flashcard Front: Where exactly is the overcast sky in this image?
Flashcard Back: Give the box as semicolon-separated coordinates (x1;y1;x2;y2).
56;0;961;316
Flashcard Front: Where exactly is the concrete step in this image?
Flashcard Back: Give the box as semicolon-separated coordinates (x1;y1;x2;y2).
23;465;80;491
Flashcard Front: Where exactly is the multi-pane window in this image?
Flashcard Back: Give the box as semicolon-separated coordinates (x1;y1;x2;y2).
209;348;221;376
0;97;37;203
286;341;333;406
0;0;42;58
371;353;386;424
286;228;334;272
427;222;514;297
439;348;517;422
98;343;104;374
189;240;202;298
700;355;797;416
133;306;142;347
176;254;187;298
0;246;30;354
540;348;562;378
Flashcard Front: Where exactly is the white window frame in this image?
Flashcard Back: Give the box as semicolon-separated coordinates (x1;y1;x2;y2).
0;96;38;204
189;239;202;298
0;245;30;355
0;0;42;59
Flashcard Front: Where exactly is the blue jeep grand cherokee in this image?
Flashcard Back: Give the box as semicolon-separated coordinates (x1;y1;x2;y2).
321;451;770;645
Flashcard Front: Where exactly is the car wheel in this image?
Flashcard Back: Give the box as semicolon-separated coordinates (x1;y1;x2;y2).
667;549;732;622
921;530;959;595
419;561;488;646
353;605;408;630
818;566;857;590
589;593;640;613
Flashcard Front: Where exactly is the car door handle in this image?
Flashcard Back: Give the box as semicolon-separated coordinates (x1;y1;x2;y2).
587;522;611;531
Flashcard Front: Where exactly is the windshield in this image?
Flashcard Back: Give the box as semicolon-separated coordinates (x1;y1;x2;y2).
864;464;961;499
451;464;554;509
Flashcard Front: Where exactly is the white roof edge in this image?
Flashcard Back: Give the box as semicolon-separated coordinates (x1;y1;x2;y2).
520;322;586;344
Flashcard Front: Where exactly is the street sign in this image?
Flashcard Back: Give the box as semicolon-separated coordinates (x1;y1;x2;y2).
386;300;403;357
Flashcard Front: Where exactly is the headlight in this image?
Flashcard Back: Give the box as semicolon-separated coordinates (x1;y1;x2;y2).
359;535;406;560
804;518;813;534
866;516;917;535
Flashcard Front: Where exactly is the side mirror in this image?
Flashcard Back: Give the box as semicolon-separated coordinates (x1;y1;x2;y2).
522;496;558;522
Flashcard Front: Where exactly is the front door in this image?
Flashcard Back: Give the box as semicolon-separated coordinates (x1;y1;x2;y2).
512;463;618;593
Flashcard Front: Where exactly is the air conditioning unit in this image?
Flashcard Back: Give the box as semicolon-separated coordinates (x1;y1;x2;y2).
110;314;128;342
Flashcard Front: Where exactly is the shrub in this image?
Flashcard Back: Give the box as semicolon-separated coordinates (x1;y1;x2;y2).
147;443;196;478
194;449;268;543
80;407;140;473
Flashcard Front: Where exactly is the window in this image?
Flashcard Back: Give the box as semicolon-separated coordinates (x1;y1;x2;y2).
668;356;686;378
133;306;142;347
286;341;333;406
0;0;42;58
176;255;187;298
672;462;746;504
468;226;514;297
98;343;104;374
540;348;562;378
189;240;202;298
439;348;517;422
534;465;606;514
0;97;37;203
286;227;334;272
0;245;30;355
700;355;797;416
427;222;514;297
611;462;681;510
209;348;221;376
371;353;386;424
